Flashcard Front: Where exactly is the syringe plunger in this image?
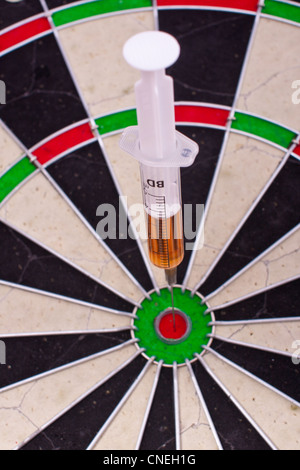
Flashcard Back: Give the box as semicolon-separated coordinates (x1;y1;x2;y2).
120;31;199;277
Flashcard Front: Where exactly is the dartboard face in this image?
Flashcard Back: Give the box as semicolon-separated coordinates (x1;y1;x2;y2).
0;0;299;451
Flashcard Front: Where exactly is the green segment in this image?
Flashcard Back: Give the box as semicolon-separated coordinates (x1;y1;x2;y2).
52;0;152;27
95;109;137;135
134;287;212;365
262;0;300;24
232;112;296;149
0;158;36;204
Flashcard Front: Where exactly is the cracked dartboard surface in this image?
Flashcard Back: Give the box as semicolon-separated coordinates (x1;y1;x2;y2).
0;0;299;451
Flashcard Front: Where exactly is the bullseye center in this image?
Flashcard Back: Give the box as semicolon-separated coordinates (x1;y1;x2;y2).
132;286;214;366
155;309;191;344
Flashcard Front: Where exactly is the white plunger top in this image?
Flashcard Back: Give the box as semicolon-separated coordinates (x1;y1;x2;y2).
123;31;180;72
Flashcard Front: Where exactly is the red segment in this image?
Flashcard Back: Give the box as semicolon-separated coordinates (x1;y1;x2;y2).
157;0;258;11
159;313;188;340
294;145;300;157
175;104;229;127
0;17;51;53
33;123;95;165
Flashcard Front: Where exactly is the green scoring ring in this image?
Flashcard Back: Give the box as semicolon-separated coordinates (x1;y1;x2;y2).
131;287;214;367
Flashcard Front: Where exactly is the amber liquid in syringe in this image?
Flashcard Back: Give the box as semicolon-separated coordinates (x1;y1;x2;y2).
147;210;184;269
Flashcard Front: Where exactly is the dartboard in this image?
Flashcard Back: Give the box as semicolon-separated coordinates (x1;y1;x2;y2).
0;0;299;451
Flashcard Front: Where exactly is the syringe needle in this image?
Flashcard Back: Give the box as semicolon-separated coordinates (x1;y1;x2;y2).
165;267;177;332
170;284;176;332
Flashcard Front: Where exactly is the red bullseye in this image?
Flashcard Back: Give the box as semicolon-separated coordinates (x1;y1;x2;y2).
155;309;191;344
159;313;187;340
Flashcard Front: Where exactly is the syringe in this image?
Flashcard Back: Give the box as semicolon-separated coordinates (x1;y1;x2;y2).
120;31;198;328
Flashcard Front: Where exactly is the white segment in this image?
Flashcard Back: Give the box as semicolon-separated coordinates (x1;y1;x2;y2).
0;124;24;176
0;284;130;335
215;321;300;356
236;18;300;131
178;366;219;450
209;226;300;308
57;13;155;117
92;362;158;450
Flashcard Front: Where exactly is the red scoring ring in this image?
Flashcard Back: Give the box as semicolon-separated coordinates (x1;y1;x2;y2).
158;311;188;340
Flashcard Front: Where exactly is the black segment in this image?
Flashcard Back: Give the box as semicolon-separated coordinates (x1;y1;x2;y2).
140;366;175;450
213;278;300;322
159;9;254;106
0;0;43;30
0;221;133;312
0;34;86;148
177;127;225;284
0;331;131;389
46;0;84;8
211;338;300;403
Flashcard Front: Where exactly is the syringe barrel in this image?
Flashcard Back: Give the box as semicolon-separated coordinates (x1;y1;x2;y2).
139;163;184;270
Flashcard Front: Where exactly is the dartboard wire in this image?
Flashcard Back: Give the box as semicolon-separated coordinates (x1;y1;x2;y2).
261;15;300;28
0;337;138;395
1;329;137;340
191;132;300;294
134;359;163;450
0;119;150;305
200;222;300;302
0;279;137;319
155;4;257;16
86;353;153;450
0;327;134;339
181;0;265;292
185;358;223;450
195;353;278;450
14;345;144;450
153;0;159;30
202;345;300;408
292;153;300;162
0;151;28;181
204;274;300;313
208;333;298;360
210;316;300;326
173;361;181;450
38;0;160;296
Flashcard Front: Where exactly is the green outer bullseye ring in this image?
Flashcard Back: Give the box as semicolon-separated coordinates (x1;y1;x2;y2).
132;287;214;366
